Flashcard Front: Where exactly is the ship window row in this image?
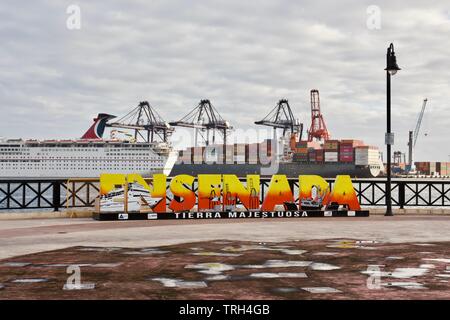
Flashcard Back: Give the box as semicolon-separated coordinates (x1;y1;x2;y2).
0;160;162;163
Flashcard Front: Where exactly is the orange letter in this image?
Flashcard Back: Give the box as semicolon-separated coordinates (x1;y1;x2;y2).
261;175;294;211
150;174;167;212
169;175;196;212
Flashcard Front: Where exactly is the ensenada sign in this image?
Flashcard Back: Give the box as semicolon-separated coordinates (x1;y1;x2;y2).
95;174;368;220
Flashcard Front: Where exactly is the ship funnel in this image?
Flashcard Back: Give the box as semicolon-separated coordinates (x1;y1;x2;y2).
81;113;116;139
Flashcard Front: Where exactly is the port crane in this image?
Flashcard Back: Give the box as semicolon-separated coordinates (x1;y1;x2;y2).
169;99;232;146
407;98;428;169
307;89;330;142
107;101;174;143
255;99;303;138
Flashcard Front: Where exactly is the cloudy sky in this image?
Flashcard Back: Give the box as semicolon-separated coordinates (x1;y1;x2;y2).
0;0;449;161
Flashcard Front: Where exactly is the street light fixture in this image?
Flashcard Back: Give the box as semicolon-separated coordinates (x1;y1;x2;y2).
384;43;400;217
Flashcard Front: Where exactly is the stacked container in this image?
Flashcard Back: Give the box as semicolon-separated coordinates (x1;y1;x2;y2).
415;162;430;175
315;149;324;163
259;139;273;163
294;141;308;162
246;143;259;164
339;139;363;163
323;140;339;163
233;143;246;164
192;146;204;164
308;148;317;162
441;162;449;176
355;146;379;166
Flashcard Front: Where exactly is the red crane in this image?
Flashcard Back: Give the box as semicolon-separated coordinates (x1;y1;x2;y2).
307;89;330;142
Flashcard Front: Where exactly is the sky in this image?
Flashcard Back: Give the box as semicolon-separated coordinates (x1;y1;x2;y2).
0;0;449;161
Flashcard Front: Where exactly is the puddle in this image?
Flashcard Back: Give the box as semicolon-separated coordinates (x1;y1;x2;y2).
270;245;293;249
436;274;450;278
191;252;242;257
152;277;207;289
212;241;232;245
123;250;169;255
383;282;427;290
363;267;428;279
309;263;340;271
413;243;436;247
91;263;123;268
301;287;341;294
356;240;379;244
313;252;338;256
185;263;234;275
273;287;299;293
250;272;307;279
386;256;404;260
78;247;121;252
205;275;230;281
40;264;70;268
222;245;276;252
391;268;428;278
279;249;307;255
240;264;267;269
1;262;31;267
189;247;203;251
262;260;312;268
419;264;435;269
63;283;96;290
423;258;450;263
12;278;49;283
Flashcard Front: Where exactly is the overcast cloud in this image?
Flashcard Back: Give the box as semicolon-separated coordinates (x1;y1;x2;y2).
0;0;449;161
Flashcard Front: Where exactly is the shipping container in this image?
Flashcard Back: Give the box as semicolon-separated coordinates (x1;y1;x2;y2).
355;146;380;166
323;140;340;150
324;151;338;162
293;154;308;162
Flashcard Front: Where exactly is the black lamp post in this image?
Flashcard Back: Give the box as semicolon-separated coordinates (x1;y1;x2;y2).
384;43;401;216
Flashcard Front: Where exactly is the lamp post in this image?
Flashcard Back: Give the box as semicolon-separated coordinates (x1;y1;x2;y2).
384;43;401;216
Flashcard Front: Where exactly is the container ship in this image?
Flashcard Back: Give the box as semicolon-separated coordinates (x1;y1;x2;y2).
170;137;384;178
0;113;178;178
169;91;383;178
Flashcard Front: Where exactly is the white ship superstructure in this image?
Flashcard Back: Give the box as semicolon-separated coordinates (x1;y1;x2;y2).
0;113;177;178
0;139;177;178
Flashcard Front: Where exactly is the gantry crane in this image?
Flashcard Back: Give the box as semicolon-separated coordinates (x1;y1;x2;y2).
255;99;303;138
407;98;428;168
169;99;232;146
107;101;174;143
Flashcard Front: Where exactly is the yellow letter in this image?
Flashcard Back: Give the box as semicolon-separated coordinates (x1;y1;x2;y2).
329;175;360;210
223;175;260;210
198;174;222;210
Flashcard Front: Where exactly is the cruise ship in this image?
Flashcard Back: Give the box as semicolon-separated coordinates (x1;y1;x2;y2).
0;114;178;178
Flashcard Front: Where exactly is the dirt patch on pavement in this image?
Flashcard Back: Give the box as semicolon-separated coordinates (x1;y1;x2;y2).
0;239;449;299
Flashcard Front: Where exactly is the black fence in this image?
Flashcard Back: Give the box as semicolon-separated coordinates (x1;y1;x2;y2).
0;178;449;211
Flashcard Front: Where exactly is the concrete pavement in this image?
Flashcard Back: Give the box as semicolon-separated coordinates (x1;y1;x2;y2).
1;215;450;260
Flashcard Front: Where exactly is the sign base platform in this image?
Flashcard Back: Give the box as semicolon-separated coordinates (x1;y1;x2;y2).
93;210;369;221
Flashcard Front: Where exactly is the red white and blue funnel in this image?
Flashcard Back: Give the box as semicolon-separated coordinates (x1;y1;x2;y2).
81;113;116;139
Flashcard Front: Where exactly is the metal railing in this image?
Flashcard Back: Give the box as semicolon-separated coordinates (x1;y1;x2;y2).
0;178;449;211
